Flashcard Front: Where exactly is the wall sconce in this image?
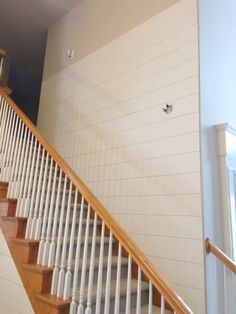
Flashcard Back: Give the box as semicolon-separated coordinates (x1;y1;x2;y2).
162;104;173;114
67;49;74;59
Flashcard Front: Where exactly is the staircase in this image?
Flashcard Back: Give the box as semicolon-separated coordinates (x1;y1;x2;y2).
0;89;193;313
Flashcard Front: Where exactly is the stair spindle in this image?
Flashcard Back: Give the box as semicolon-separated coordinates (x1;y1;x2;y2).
148;281;153;314
35;151;49;240
64;189;78;300
25;142;41;238
85;213;98;314
56;181;73;297
114;242;122;314
37;157;54;264
48;170;64;268
126;255;132;314
104;231;113;314
70;196;85;314
42;163;58;265
95;221;105;314
77;204;91;314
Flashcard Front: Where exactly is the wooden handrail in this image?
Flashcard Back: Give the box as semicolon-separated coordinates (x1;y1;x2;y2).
0;89;193;314
206;238;236;274
0;49;6;58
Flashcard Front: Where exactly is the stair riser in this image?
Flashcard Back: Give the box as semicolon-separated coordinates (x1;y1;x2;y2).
0;181;8;198
35;301;69;314
24;269;53;295
0;198;17;216
0;217;26;239
12;242;39;264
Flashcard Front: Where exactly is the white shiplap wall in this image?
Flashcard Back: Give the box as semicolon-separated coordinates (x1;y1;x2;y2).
0;229;34;314
38;0;205;312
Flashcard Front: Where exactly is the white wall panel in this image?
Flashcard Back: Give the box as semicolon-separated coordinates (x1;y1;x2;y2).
0;230;33;314
38;1;204;312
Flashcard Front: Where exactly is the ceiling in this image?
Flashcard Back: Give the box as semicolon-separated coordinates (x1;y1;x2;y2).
0;0;80;123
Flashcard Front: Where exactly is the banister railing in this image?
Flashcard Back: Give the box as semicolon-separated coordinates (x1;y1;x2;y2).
0;88;193;314
206;238;236;312
206;238;236;273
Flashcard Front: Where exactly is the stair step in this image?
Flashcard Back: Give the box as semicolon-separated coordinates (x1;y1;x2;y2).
70;255;128;270
12;238;39;247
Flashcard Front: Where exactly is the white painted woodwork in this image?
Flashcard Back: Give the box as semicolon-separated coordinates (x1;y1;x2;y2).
37;0;204;312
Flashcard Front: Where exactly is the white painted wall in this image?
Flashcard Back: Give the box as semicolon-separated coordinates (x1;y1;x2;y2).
0;229;34;314
198;0;236;313
38;0;205;312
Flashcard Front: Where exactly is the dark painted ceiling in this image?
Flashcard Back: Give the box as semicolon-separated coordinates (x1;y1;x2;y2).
0;0;80;123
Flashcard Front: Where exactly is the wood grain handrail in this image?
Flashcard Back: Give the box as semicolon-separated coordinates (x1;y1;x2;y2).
206;238;236;274
0;89;193;314
0;49;6;58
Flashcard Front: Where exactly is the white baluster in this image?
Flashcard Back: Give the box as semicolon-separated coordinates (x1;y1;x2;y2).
48;170;64;268
148;281;153;314
136;267;142;314
50;169;65;293
95;222;105;314
37;158;53;264
16;129;31;216
30;148;45;239
30;148;46;238
0;105;10;167
48;169;61;267
114;243;122;314
70;197;85;314
7;120;23;197
42;163;58;266
104;231;113;314
22;137;37;217
2;111;16;181
5;115;19;182
0;101;7;147
77;204;91;314
125;255;132;314
161;295;165;314
0;106;12;175
64;189;78;300
85;213;98;314
25;143;41;237
0;55;4;78
35;152;49;240
57;181;73;297
13;125;28;198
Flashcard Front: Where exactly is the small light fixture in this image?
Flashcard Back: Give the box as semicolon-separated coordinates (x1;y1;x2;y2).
162;104;173;114
67;49;74;59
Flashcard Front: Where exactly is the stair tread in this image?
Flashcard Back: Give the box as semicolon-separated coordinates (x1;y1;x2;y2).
35;293;70;308
22;263;53;274
1;215;27;222
70;255;128;269
72;279;149;303
12;238;39;246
